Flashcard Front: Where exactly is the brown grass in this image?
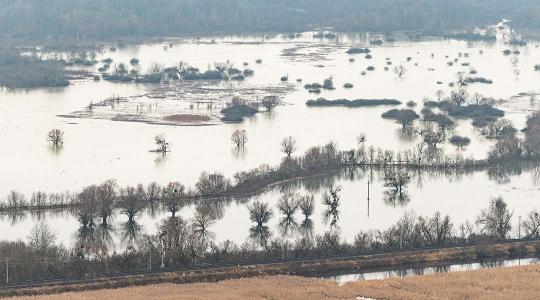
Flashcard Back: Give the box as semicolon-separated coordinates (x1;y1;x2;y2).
11;263;540;300
163;114;212;123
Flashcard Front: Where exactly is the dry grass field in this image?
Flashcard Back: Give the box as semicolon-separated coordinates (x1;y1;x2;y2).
11;263;540;300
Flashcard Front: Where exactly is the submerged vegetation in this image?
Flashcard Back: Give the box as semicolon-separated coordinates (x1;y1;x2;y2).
306;98;401;107
0;48;71;88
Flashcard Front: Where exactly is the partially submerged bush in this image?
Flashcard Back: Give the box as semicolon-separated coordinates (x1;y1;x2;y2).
221;98;258;122
306;98;401;107
346;48;370;54
200;70;225;80
464;77;493;84
382;109;420;127
0;48;70;88
449;135;471;148
448;104;504;119
242;68;254;77
322;78;334;89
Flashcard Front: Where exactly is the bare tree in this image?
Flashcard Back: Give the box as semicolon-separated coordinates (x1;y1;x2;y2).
523;209;540;238
195;172;231;196
476;196;513;239
162;182;185;217
113;63;128;74
510;57;519;68
248;200;273;246
96;180;117;226
356;134;366;148
192;210;216;241
27;223;57;257
384;169;410;197
154;134;170;153
299;194;315;219
147;62;164;75
423;128;445;148
393;65;407;78
456;71;466;86
231;129;248;148
118;186;144;223
177;61;190;74
471;92;484;105
450;89;468;106
260;95;281;111
277;192;300;219
47;129;64;146
280;136;297;157
322;185;341;226
417;212;453;246
7;190;27;209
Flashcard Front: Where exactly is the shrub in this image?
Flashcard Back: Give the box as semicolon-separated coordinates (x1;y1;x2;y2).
221;102;257;122
450;135;471;148
346;48;370;54
306;98;401;107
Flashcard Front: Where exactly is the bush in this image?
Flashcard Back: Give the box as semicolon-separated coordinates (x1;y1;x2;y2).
200;70;225;80
322;78;334;89
448;104;504;119
382;109;419;127
230;74;245;80
346;48;370;54
304;83;322;89
102;74;134;82
464;77;493;84
449;135;471;148
221;103;258;122
182;71;200;80
306;98;401;107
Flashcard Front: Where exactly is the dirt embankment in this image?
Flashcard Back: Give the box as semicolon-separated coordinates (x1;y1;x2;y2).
10;263;540;300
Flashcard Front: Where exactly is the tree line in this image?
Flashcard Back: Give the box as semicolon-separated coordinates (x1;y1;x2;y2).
2;0;540;41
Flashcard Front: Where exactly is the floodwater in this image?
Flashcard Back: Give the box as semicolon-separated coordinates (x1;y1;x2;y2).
1;30;540;248
324;257;540;283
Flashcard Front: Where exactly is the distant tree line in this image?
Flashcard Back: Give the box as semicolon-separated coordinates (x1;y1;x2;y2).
2;0;540;41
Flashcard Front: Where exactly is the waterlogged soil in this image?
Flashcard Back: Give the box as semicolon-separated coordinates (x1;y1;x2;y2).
1;31;540;249
61;80;295;125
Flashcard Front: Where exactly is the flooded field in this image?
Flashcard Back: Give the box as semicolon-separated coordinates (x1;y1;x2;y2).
324;257;540;282
2;30;540;248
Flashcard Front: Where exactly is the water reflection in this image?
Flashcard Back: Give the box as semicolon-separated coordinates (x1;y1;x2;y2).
121;220;141;248
3;162;540;250
325;257;540;283
322;185;341;227
231;146;248;160
47;144;64;156
154;153;168;167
